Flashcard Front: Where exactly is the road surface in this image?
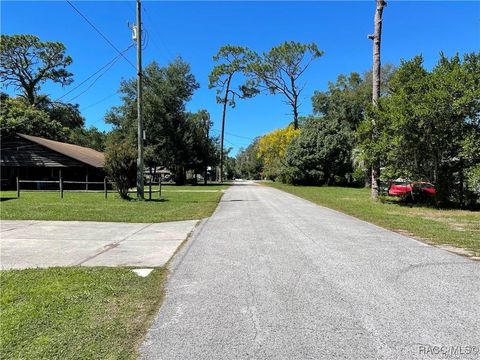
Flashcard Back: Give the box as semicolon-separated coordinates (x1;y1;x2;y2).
141;182;480;360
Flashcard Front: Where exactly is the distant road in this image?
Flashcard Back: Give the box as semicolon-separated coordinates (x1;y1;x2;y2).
141;181;480;360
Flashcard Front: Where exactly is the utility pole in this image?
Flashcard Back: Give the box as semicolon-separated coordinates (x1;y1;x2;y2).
135;0;144;200
204;113;210;185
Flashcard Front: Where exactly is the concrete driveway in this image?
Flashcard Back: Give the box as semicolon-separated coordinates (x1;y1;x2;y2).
0;220;198;269
141;182;480;360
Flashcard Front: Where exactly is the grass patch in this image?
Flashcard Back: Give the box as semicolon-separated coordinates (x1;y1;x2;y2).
0;267;166;360
265;183;480;257
0;184;227;222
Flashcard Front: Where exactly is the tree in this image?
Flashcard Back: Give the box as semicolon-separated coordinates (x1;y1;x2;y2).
36;96;85;129
311;65;395;131
462;130;480;206
358;53;480;206
223;148;237;180
257;125;299;180
312;72;369;131
106;59;211;185
69;127;107;151
0;96;69;141
209;45;258;182
285;117;353;185
249;41;324;130
104;141;137;199
368;0;387;199
0;34;73;105
312;66;395;185
235;139;264;180
181;110;219;184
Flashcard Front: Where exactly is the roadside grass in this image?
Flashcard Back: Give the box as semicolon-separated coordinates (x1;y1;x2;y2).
0;267;166;360
265;183;480;257
0;185;227;222
0;184;229;358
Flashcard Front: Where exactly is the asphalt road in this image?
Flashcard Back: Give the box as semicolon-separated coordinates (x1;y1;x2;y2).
140;182;480;360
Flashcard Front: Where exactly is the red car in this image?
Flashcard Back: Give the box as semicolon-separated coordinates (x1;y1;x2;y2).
388;181;437;197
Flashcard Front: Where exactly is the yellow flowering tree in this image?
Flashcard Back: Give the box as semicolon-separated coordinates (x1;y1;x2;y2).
257;125;300;180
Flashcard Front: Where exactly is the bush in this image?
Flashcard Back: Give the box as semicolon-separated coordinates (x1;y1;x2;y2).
104;142;137;199
284;117;353;185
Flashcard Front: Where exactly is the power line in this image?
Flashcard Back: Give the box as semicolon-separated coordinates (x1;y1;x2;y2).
66;0;136;70
211;128;254;143
56;44;134;103
66;51;126;102
141;3;176;60
81;92;118;112
225;131;255;140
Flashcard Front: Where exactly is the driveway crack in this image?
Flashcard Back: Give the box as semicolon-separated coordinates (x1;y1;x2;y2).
74;223;154;265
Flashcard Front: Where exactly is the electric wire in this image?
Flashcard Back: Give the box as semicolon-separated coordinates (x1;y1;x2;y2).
66;0;136;70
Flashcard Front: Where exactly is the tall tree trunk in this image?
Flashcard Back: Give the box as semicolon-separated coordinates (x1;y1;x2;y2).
292;78;299;130
24;85;36;105
293;98;299;130
219;75;232;183
369;0;386;199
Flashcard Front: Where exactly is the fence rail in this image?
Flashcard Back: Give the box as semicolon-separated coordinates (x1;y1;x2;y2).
17;177;109;199
15;177;162;200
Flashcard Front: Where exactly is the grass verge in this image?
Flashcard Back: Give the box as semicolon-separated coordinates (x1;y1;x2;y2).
0;184;227;222
0;267;166;360
264;183;480;257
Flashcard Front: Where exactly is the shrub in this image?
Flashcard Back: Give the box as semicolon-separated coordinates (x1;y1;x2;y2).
104;142;137;199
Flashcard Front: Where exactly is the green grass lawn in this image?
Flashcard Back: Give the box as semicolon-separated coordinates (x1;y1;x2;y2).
0;184;229;358
0;267;166;360
265;183;480;257
0;184;227;222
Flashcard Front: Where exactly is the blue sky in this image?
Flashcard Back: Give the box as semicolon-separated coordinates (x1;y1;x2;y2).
2;1;479;153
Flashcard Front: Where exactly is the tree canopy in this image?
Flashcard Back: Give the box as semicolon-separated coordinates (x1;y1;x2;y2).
209;45;259;181
285;117;353;185
106;59;218;185
235;139;264;180
249;41;324;129
358;52;480;205
0;34;73;105
257;124;299;180
208;45;259;107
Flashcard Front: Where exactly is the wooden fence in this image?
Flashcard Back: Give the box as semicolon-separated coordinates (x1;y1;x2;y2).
16;177;162;199
17;177;109;199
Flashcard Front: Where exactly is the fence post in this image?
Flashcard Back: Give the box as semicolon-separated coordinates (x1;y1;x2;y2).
159;178;162;198
149;181;152;200
104;177;108;199
16;176;20;198
60;176;64;199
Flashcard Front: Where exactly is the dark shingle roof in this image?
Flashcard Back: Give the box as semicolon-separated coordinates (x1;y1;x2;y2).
17;133;104;168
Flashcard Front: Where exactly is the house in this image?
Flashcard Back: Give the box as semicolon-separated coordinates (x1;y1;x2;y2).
1;133;105;190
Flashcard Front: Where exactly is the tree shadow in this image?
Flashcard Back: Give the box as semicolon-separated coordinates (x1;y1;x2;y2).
379;196;480;211
145;198;168;203
0;197;17;202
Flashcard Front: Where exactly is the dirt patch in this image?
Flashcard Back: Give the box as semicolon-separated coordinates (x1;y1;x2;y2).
437;244;479;260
